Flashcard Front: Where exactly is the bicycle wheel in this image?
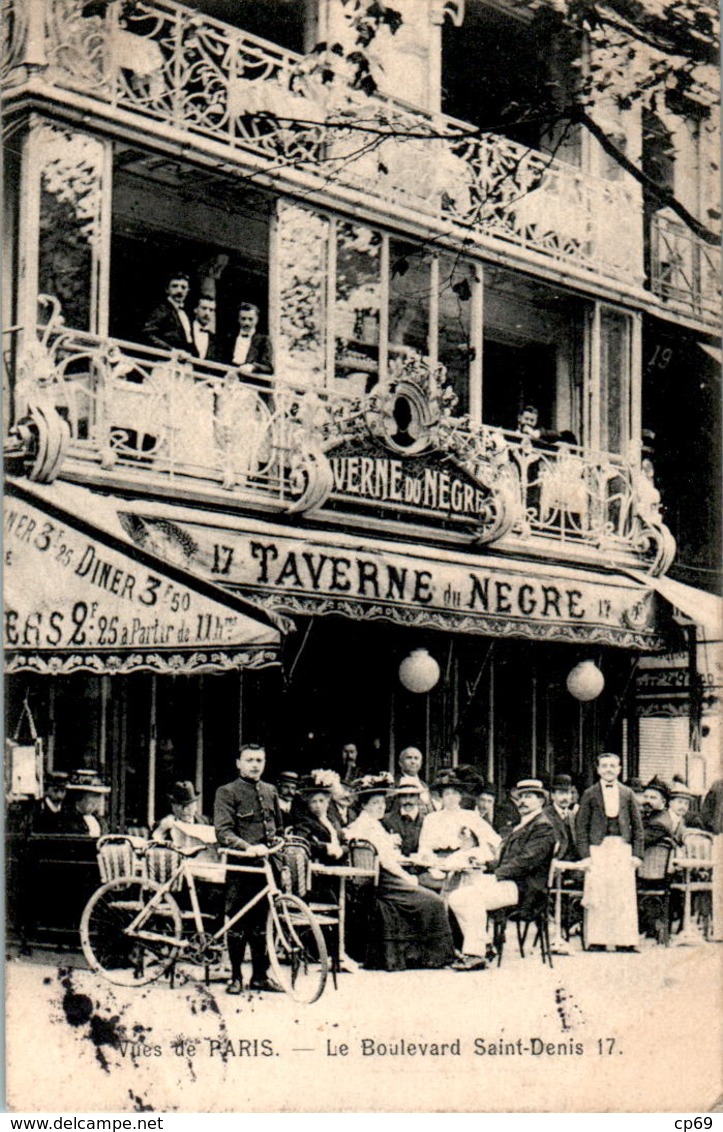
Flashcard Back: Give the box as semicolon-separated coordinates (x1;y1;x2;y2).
80;878;182;987
266;894;328;1004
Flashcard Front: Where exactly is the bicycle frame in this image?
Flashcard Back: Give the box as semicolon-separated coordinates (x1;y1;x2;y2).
124;844;283;953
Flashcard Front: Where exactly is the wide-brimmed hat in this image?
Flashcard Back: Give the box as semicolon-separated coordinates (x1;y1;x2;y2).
297;773;333;796
352;772;395;799
550;774;574;792
67;770;110;794
395;776;423;797
670;781;694;799
512;778;548;801
645;776;671;802
168;781;200;806
432;773;467;792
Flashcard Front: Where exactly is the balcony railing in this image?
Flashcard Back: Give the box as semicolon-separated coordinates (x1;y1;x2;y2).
2;0;643;288
9;323;675;576
650;212;721;324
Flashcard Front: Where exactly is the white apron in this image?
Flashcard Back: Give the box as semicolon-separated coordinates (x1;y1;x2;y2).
582;837;639;947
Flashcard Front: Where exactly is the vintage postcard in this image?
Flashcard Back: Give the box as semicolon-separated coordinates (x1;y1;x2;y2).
3;0;721;1114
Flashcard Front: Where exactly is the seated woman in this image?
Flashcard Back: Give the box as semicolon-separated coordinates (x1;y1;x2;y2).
289;771;346;864
344;774;455;971
416;773;501;888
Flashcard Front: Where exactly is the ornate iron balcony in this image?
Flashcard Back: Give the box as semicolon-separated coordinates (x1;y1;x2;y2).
650;212;721;326
10;321;675;576
2;0;643;288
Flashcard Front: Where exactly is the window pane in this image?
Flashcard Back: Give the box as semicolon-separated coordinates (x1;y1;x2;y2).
277;201;329;386
600;308;630;454
388;239;430;364
438;253;474;415
36;125;106;332
335;221;382;394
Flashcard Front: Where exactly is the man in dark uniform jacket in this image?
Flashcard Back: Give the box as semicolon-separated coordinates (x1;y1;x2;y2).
142;271;195;353
544;774;578;860
449;779;557;970
214;744;283;994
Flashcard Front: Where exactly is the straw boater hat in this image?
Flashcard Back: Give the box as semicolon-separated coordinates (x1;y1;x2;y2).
395;776;423;797
512;778;548;801
168;781;200;806
670;781;694;799
66;769;110;794
278;771;299;784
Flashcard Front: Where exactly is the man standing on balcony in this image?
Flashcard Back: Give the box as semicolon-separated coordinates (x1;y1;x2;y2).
191;296;222;362
225;303;273;375
143;271;195;354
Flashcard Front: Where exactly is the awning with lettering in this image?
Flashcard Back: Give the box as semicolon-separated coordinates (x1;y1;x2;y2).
4;480;289;675
20;482;670;652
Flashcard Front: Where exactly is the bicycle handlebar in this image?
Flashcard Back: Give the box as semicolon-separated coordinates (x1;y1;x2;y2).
221;838;285;860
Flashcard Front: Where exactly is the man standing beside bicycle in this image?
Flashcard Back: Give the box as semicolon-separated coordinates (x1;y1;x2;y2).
214;744;284;995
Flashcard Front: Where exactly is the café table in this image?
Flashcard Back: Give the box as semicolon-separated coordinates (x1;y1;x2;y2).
310;861;377;971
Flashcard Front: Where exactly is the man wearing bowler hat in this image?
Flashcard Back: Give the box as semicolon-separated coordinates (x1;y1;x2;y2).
448;779;557;970
214;744;283;994
544;774;578;860
641;776;677;848
152;781;210;842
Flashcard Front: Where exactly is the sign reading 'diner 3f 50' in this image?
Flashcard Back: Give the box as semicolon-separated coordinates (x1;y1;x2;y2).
3;492;279;654
117;514;660;647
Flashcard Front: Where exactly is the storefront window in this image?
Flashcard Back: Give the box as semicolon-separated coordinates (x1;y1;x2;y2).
334;221;383;395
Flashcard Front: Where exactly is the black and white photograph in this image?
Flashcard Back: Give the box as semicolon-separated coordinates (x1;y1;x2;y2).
2;0;721;1114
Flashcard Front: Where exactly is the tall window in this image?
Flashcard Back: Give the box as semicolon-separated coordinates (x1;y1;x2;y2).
334;222;383;394
599;307;632;455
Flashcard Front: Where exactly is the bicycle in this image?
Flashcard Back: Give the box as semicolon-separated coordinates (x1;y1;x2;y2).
79;839;329;1003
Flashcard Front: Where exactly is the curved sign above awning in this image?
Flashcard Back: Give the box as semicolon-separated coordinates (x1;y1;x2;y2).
4;481;288;675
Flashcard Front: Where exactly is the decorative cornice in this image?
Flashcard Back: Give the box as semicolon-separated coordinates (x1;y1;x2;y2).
4;649;281;676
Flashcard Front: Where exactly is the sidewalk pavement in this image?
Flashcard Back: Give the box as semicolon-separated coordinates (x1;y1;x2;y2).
6;938;722;1113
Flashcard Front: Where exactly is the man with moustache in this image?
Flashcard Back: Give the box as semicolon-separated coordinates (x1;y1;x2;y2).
448;779;557;971
143;271;195;353
394;747;434;816
214;744;283;994
544;774;578;860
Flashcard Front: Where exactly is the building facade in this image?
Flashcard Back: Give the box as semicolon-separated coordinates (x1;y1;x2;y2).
3;0;720;880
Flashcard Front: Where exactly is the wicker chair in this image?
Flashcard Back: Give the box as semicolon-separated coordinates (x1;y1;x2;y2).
96;835;139;883
671;830;714;938
637;841;675;944
282;835;342;986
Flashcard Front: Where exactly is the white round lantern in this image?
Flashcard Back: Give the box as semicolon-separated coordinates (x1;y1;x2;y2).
566;660;605;702
399;649;440;694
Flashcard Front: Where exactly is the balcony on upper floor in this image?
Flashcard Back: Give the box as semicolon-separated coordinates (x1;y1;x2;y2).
6;314;676;578
1;0;644;292
649;212;721;327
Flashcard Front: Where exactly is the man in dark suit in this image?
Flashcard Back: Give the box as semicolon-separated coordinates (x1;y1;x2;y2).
383;778;425;856
641;777;678;847
393;746;434;816
544;773;578;860
32;772;69;833
214;744;283;994
448;779;557;970
142;271;195;353
225;303;273;374
576;752;644;950
190;296;223;362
